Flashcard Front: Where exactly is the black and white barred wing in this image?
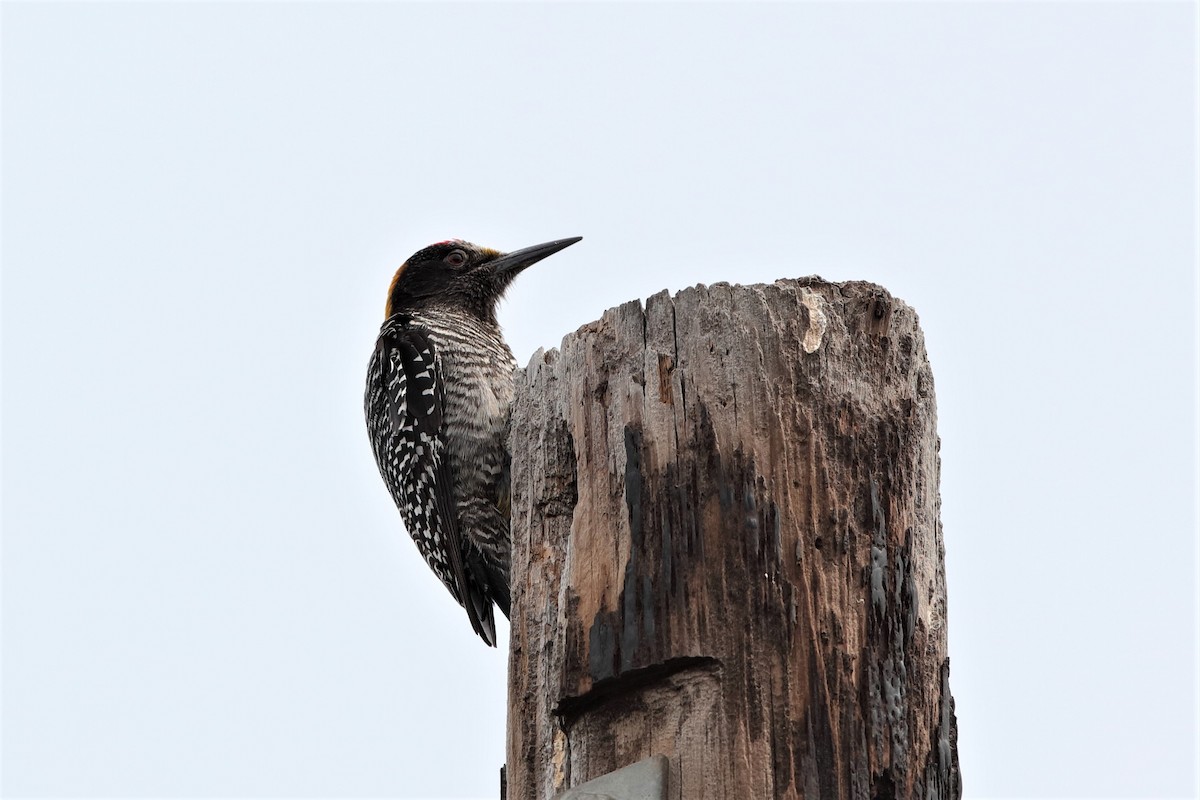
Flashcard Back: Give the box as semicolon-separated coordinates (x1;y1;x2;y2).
368;320;493;644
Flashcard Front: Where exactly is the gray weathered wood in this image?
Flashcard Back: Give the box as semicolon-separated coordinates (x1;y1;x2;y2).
506;278;960;800
554;755;669;800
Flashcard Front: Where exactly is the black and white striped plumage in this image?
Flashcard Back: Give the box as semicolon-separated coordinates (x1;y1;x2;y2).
365;237;581;646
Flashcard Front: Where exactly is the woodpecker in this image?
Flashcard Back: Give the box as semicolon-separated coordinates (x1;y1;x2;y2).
365;236;582;646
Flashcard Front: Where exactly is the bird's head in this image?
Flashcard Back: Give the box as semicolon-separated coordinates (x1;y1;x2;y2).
384;237;582;323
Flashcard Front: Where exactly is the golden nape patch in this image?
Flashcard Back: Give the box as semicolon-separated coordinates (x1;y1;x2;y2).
384;263;408;319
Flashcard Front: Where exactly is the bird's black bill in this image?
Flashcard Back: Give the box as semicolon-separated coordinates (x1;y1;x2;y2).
489;236;582;275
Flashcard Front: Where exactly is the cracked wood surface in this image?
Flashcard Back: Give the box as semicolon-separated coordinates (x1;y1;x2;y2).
506;279;960;800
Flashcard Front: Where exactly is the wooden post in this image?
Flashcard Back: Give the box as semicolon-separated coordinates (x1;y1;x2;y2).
506;279;960;800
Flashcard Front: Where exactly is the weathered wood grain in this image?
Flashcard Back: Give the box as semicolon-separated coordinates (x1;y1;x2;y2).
506;279;960;800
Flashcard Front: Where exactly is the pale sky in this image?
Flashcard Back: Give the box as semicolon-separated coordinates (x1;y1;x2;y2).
2;2;1196;799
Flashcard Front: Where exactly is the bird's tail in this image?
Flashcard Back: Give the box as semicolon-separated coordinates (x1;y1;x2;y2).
467;584;498;647
486;563;510;620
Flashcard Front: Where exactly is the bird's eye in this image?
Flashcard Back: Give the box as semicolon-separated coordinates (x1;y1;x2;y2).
444;250;468;267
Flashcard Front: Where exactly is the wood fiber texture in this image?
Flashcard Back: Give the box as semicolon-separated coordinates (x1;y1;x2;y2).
506;279;960;800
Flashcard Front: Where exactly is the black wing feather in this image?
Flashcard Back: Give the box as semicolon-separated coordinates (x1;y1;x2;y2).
377;321;495;645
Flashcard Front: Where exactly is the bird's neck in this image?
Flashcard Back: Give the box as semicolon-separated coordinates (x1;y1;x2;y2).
392;299;499;329
394;305;504;337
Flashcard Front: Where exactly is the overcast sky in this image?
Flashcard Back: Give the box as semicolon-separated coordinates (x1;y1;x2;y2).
2;2;1195;799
